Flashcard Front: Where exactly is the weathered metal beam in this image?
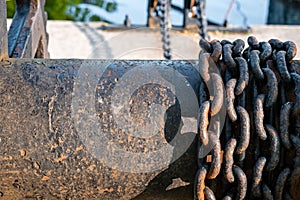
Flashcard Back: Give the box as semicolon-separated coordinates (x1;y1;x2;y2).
8;0;49;58
0;59;199;199
0;0;8;61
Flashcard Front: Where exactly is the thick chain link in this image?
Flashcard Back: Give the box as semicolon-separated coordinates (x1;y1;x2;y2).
158;0;209;58
196;36;300;199
196;0;208;40
158;0;172;60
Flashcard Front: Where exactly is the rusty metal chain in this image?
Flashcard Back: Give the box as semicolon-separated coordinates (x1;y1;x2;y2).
196;36;300;199
158;0;172;60
196;0;208;40
158;0;209;58
196;39;224;200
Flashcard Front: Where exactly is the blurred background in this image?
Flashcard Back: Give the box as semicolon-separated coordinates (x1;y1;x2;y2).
5;0;300;59
6;0;299;26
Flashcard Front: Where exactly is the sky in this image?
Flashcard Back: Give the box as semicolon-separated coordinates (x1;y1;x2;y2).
80;0;270;26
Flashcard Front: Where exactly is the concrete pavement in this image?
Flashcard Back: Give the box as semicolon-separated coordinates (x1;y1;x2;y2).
7;20;300;59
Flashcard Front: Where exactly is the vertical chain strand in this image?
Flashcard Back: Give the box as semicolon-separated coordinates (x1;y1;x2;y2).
196;0;208;40
159;0;172;60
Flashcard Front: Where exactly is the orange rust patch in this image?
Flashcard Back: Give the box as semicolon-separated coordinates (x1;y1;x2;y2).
74;145;83;154
54;155;68;163
20;150;26;157
97;187;114;194
88;164;96;171
42;175;50;181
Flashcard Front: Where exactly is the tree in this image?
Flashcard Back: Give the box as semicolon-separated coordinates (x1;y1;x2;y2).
45;0;81;20
6;0;16;17
5;0;117;21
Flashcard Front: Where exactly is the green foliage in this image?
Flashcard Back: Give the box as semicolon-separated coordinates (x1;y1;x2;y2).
6;0;80;19
71;0;118;22
87;0;104;7
5;0;117;22
105;1;117;12
45;0;81;20
6;0;16;18
79;8;90;21
89;15;101;21
82;0;117;13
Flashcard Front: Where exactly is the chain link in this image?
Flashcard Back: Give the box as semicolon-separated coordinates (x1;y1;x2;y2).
196;35;300;199
158;0;172;60
196;0;208;40
159;0;209;59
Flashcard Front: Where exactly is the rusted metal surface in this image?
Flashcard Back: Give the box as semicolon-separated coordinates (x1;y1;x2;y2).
195;37;300;200
0;59;199;199
0;0;8;61
8;0;49;58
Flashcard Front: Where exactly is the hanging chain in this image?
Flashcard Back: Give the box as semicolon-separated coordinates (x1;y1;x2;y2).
159;0;172;60
196;0;208;40
196;35;300;199
158;0;209;58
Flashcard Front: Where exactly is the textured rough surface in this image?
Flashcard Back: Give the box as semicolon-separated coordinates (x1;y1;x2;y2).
194;37;299;200
0;0;8;61
0;59;200;199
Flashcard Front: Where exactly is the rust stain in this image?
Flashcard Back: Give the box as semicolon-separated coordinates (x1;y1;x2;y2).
111;172;118;179
97;187;114;194
50;143;58;151
74;145;83;154
88;164;96;171
0;156;13;161
33;162;40;169
42;175;50;181
54;155;68;163
206;151;224;163
20;149;26;157
0;170;20;175
0;54;9;62
58;137;64;143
